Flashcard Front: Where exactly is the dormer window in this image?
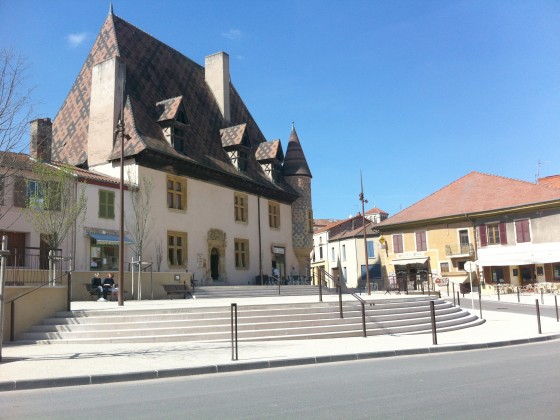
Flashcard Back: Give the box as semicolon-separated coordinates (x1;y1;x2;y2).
256;139;284;182
156;96;190;155
221;123;250;173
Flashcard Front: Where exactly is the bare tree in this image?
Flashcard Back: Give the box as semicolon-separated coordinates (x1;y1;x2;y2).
125;174;154;262
155;240;163;272
0;47;35;222
23;161;87;281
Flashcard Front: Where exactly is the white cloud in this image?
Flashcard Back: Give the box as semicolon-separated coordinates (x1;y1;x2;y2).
67;32;89;48
222;29;241;40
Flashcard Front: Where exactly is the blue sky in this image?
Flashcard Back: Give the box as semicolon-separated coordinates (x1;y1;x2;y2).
1;0;559;219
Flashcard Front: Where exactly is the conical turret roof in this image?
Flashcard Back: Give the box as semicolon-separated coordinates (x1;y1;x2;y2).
283;123;312;177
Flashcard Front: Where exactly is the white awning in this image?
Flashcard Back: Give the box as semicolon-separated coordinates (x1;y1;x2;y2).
448;275;469;284
392;257;429;265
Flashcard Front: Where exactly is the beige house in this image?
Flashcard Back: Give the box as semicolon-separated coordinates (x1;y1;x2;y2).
47;10;313;284
377;172;560;292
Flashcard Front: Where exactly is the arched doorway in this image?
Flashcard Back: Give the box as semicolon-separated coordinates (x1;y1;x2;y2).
210;248;219;280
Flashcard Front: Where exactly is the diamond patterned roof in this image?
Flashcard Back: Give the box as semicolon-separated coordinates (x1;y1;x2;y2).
256;139;283;161
51;11;301;202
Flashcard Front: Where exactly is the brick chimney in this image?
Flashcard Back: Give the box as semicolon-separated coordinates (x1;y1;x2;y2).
205;52;231;122
30;118;53;162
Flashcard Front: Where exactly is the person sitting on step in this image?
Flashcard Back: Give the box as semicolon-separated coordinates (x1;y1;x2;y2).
102;272;118;301
91;273;103;301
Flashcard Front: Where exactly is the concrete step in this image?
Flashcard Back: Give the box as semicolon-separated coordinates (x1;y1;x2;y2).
15;297;481;344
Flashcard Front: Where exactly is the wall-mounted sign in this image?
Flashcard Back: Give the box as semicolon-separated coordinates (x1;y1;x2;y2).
272;246;285;255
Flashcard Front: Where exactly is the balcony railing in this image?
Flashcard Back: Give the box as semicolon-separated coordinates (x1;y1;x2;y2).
445;244;474;257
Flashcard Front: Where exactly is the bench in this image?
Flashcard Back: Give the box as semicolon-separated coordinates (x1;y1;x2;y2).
85;283;118;301
163;284;193;299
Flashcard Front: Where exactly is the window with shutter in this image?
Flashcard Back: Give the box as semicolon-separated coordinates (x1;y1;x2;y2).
99;190;115;219
479;225;487;247
515;219;531;243
415;231;427;251
393;234;403;253
499;222;508;245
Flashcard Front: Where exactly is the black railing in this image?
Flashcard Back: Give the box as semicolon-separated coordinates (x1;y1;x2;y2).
319;268;373;336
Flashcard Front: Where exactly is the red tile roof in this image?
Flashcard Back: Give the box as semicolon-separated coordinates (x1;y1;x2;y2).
538;175;560;189
380;171;560;227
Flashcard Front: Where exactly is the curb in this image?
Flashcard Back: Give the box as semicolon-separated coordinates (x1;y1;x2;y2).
1;332;559;392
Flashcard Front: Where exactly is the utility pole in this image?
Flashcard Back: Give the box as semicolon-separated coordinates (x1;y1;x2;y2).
359;172;371;295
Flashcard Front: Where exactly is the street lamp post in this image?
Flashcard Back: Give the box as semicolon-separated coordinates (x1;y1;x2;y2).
115;118;130;307
359;172;371;295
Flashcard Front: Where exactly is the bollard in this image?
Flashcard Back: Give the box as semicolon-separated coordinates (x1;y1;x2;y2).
497;284;500;301
360;301;366;338
430;301;437;345
536;299;542;335
452;283;456;306
517;286;520;303
541;289;544;305
447;282;449;297
457;291;461;306
555;295;559;323
231;303;238;361
478;285;483;320
338;279;343;319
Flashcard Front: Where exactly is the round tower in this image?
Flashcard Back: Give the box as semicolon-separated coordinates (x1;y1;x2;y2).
283;123;313;275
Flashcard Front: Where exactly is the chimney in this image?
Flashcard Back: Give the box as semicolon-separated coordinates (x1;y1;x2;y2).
87;56;126;167
30;118;53;162
205;52;231;122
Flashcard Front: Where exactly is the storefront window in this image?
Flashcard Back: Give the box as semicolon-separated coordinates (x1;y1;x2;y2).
90;241;118;271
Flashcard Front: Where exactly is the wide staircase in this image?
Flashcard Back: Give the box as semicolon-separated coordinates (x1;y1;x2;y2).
16;295;484;345
192;285;332;299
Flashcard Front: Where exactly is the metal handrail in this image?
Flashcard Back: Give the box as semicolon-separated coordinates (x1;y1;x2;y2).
319;268;373;336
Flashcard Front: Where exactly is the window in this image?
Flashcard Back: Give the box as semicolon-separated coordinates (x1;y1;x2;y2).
393;234;403;253
416;231;427;252
342;244;346;261
26;179;44;208
480;222;507;246
440;262;450;273
331;247;335;262
167;175;186;210
367;240;374;258
234;238;249;269
319;246;323;259
168;231;187;267
235;192;248;223
554;264;560;281
307;210;314;233
98;190;115;219
268;201;280;228
238;150;248;172
515;219;531;243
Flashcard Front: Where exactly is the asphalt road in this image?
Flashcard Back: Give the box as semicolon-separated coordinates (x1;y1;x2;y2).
458;295;560;319
2;340;559;420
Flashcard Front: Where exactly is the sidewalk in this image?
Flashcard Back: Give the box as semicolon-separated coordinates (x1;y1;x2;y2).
1;293;559;392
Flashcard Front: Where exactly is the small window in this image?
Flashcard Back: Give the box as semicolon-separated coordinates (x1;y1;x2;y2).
416;231;427;252
268;201;280;228
238;150;248;172
167;175;187;210
307;210;314;233
342;244;346;261
234;192;248;223
99;190;115;219
168;231;187;267
487;224;500;245
392;234;403;253
173;127;185;154
234;238;249;269
440;262;450;273
331;247;335;262
367;240;374;258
